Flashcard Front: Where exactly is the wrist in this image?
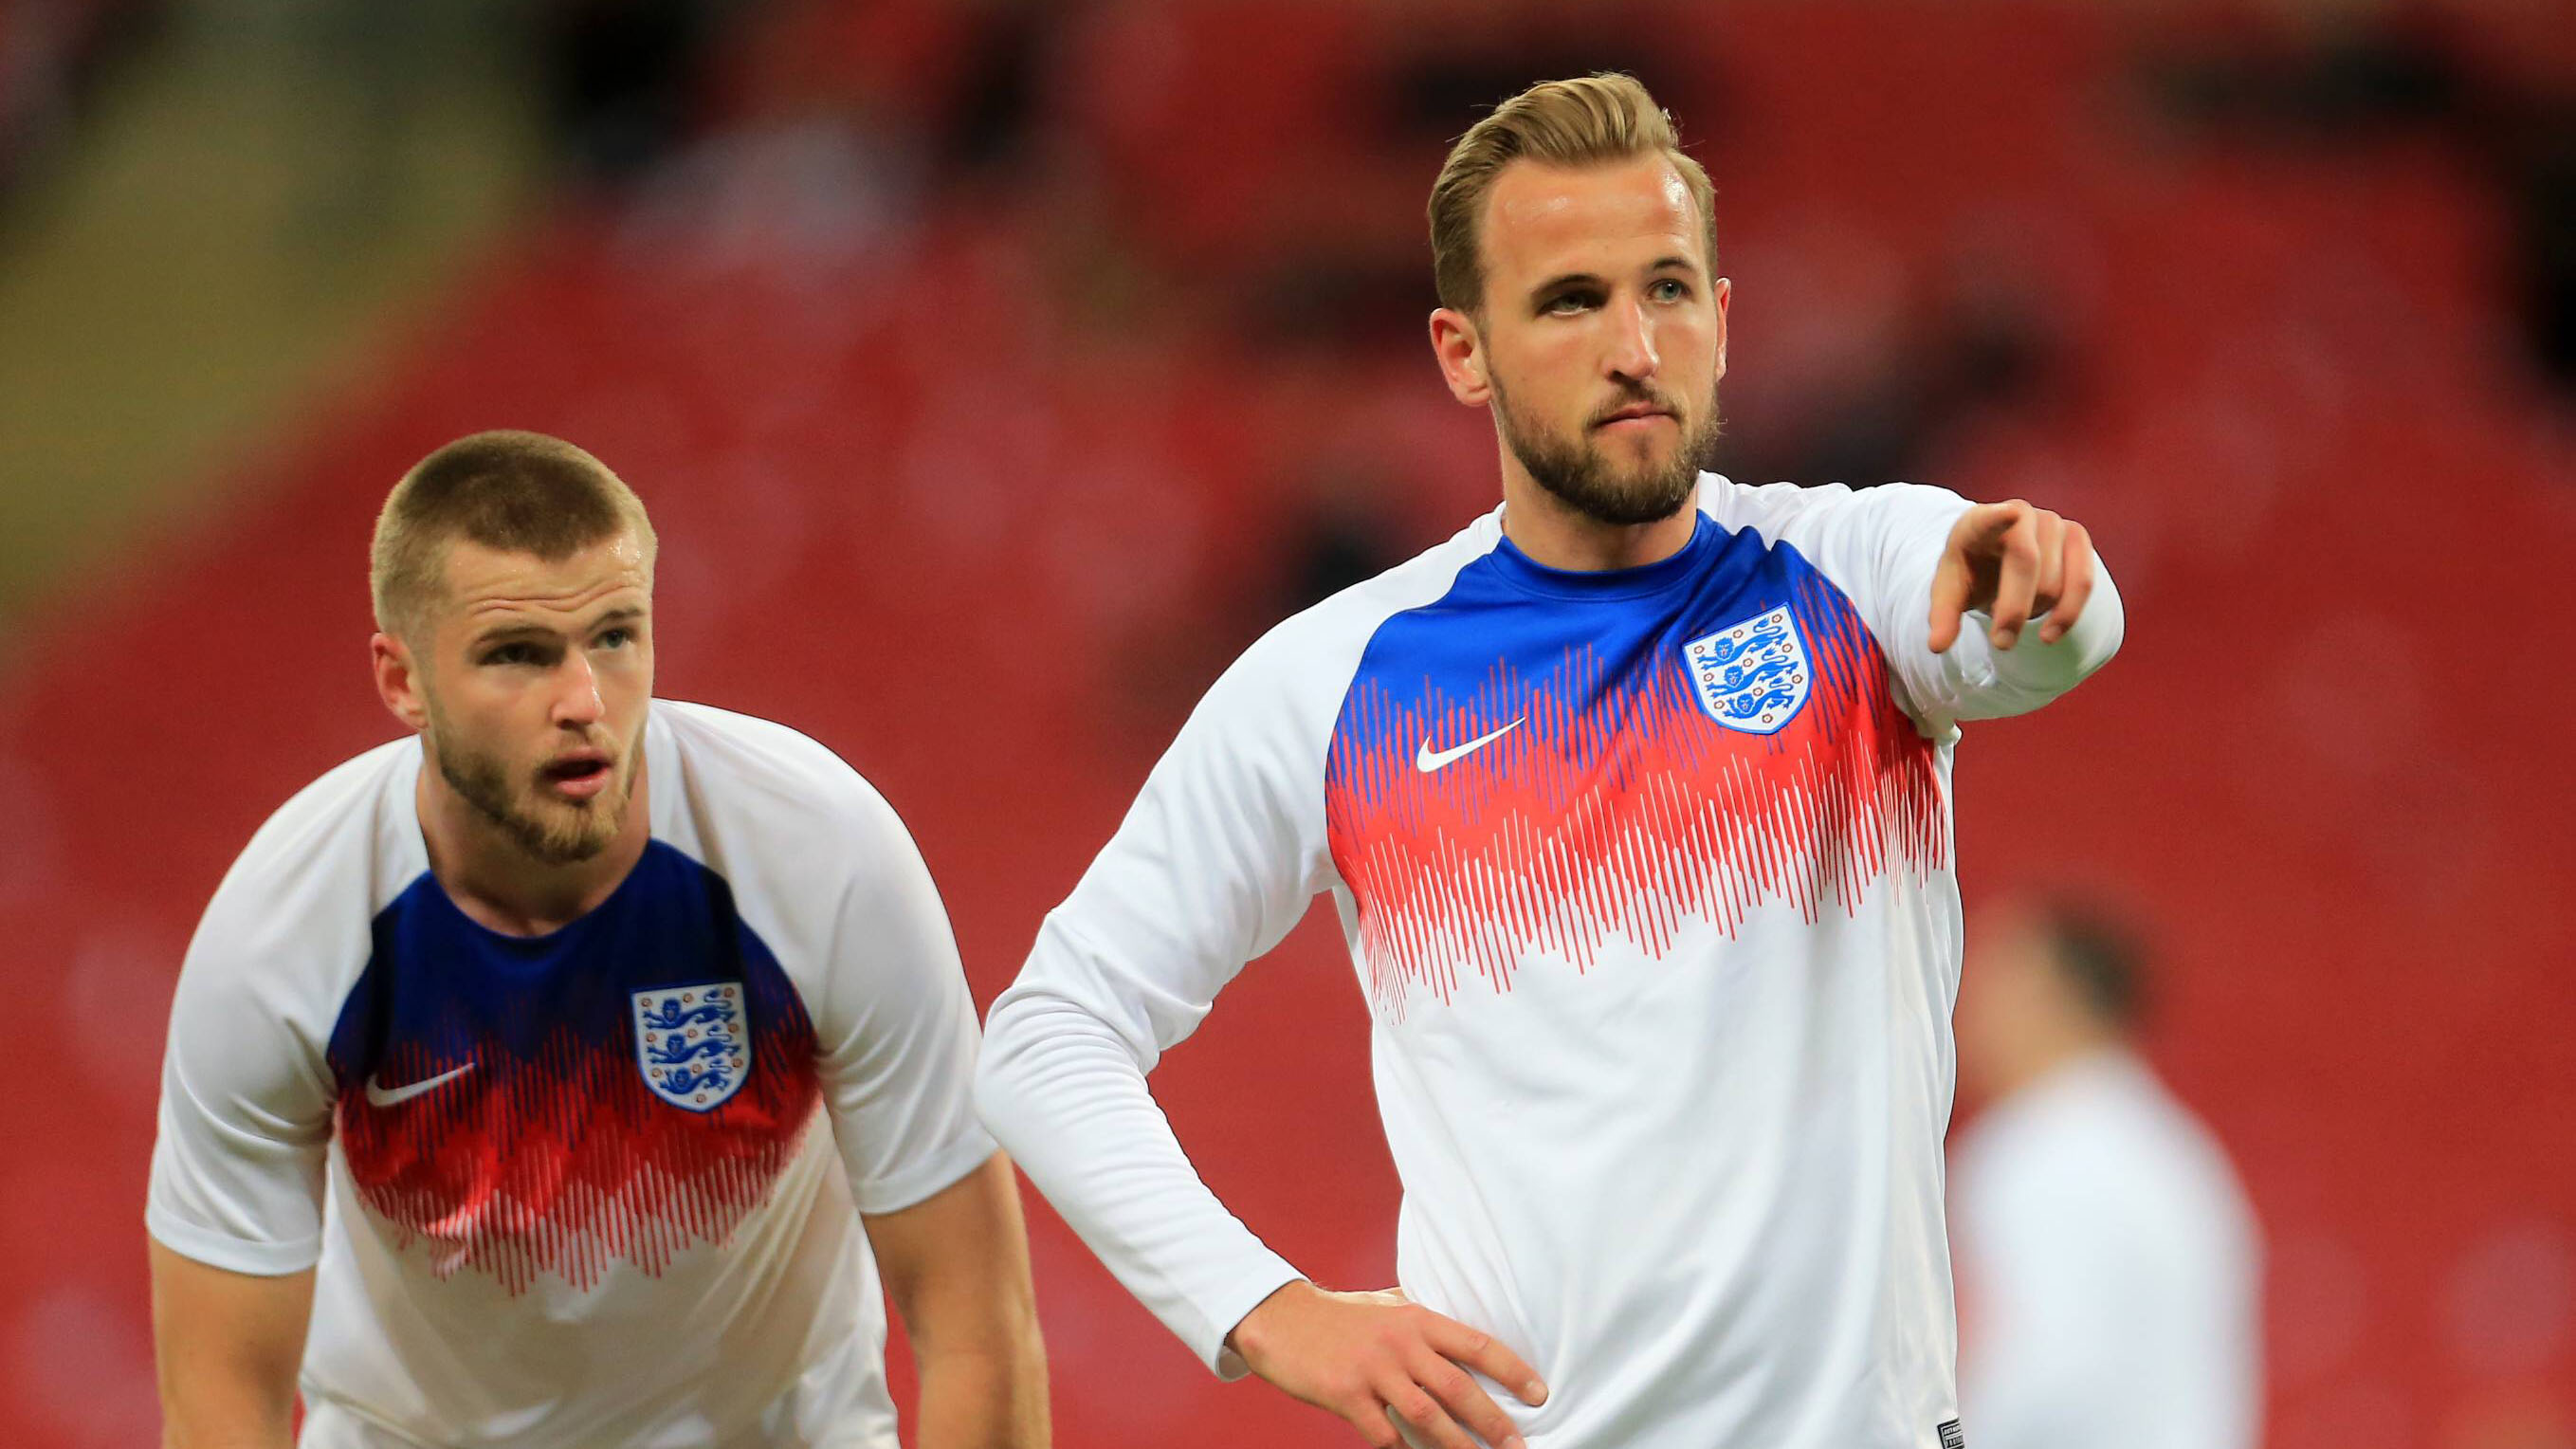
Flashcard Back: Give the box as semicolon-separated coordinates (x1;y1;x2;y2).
1225;1277;1315;1364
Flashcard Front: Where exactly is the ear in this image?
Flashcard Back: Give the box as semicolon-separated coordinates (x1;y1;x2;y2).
1711;276;1732;380
372;632;430;732
1428;307;1491;408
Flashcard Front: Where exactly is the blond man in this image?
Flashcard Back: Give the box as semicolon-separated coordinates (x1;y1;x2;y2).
977;75;2121;1448
148;431;1047;1447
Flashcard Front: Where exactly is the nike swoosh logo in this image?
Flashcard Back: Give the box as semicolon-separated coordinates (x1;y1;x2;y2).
1415;717;1525;773
363;1062;475;1109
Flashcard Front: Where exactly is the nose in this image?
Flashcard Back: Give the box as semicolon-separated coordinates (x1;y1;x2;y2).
551;652;605;728
1604;295;1660;384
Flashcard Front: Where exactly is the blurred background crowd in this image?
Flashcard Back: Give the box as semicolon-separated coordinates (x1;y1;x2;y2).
0;1;2569;1445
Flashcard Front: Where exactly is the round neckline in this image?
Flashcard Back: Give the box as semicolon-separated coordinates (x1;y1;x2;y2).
1487;510;1714;600
396;710;673;949
423;839;662;951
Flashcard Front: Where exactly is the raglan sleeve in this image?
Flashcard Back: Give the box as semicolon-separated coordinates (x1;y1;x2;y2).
1715;479;2124;735
145;882;341;1276
807;776;999;1218
975;624;1338;1376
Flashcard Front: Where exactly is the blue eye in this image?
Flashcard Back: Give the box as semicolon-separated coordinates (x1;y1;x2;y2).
596;628;631;650
1651;278;1689;302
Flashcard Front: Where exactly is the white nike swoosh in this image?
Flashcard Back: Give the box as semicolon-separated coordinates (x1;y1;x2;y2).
364;1062;475;1109
1415;717;1525;773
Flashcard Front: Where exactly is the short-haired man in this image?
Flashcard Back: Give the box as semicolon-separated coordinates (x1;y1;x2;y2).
1951;898;2262;1449
148;431;1048;1447
976;74;2122;1449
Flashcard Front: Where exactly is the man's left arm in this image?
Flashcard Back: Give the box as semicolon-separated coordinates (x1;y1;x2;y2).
1745;481;2124;728
864;1152;1049;1449
805;770;1048;1446
1920;495;2124;720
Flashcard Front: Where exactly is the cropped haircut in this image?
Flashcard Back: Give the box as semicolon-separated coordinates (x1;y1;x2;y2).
2035;896;2150;1033
370;431;656;642
1428;72;1718;318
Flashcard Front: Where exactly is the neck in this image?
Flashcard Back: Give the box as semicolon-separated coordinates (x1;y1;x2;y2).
1987;1028;2126;1105
1498;465;1700;572
414;750;651;937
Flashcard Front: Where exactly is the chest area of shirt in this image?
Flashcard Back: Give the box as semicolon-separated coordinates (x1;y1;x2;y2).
1326;557;1916;841
1322;549;1945;1014
323;847;824;1289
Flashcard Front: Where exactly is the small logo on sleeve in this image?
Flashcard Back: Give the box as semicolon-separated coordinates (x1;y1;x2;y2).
1937;1419;1965;1449
1683;605;1811;734
632;982;748;1111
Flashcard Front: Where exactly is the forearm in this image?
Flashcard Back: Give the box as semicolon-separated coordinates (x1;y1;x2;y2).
976;975;1301;1374
151;1243;310;1449
913;1334;1051;1449
159;1389;296;1449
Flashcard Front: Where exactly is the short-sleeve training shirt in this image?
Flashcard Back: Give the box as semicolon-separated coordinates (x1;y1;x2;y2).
150;700;995;1447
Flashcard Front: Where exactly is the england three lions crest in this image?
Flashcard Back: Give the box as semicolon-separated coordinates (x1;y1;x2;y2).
1684;605;1812;735
631;982;748;1112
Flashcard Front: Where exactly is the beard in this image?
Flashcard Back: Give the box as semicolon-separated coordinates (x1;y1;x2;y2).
1493;372;1724;527
427;706;632;867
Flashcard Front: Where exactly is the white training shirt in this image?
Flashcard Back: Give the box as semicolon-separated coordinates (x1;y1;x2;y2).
149;700;996;1448
1952;1052;2264;1449
977;476;2124;1449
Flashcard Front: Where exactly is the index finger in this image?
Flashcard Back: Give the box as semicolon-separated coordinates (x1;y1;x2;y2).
1424;1315;1547;1408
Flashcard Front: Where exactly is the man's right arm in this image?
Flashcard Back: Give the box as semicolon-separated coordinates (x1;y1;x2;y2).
147;876;342;1448
975;623;1545;1449
149;1244;312;1449
973;637;1328;1374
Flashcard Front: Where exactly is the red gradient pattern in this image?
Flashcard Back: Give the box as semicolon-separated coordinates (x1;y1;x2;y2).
1325;576;1947;1017
335;1017;821;1294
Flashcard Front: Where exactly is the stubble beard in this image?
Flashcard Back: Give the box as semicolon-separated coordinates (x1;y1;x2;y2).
1493;372;1725;528
427;706;630;867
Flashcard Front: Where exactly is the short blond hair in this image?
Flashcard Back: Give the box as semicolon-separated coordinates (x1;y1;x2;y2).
1428;72;1717;317
370;431;656;641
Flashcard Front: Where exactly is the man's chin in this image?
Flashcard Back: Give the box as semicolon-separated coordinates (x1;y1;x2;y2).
1558;470;1698;527
510;790;626;865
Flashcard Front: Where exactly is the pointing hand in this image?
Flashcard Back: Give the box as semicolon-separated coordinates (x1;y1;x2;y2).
1927;499;2097;653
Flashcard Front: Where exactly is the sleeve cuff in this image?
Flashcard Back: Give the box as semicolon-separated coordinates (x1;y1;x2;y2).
1195;1257;1307;1380
146;1204;320;1277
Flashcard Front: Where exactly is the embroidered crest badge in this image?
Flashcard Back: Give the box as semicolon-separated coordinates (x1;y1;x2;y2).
631;982;748;1111
1683;605;1813;734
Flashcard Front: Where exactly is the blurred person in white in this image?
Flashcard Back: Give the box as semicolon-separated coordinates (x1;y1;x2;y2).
145;431;1048;1448
1952;896;2262;1449
977;72;2124;1449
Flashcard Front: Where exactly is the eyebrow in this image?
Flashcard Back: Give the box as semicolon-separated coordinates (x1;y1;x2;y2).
469;606;645;648
1528;255;1706;299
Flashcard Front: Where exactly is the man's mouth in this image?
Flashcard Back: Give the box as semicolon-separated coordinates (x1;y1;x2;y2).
1594;401;1675;430
540;750;614;801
